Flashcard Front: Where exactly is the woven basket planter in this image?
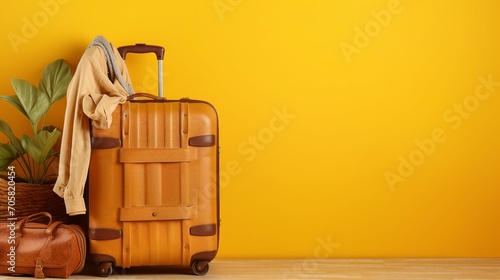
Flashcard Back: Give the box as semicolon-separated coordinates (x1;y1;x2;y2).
0;177;69;222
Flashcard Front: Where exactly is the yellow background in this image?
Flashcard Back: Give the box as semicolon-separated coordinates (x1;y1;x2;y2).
1;0;500;258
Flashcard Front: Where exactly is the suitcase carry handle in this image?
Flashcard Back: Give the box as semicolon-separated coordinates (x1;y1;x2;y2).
127;93;164;101
118;43;165;97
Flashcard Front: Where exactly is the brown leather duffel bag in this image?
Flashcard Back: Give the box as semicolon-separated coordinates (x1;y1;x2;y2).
0;212;86;278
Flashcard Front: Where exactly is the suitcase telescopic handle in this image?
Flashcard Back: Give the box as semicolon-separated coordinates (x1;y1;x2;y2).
118;43;164;60
117;43;165;97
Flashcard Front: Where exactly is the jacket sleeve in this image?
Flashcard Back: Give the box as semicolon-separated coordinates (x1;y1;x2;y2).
53;46;131;216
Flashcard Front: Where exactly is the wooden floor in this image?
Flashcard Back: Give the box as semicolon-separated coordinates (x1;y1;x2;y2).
2;259;500;279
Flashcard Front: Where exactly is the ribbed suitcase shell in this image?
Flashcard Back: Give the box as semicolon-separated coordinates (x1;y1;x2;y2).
88;98;219;276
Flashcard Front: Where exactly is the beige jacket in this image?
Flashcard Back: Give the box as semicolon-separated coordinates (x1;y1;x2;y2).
54;44;132;216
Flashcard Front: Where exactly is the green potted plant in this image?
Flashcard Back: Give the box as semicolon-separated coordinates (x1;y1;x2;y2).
0;59;72;220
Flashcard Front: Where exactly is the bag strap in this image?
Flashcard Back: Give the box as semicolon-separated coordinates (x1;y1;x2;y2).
35;221;65;279
34;257;44;279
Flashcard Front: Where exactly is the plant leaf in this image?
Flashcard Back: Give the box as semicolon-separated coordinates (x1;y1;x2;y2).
0;95;29;119
11;79;50;131
0;143;19;173
26;128;61;164
0;119;24;155
21;134;31;152
39;59;72;105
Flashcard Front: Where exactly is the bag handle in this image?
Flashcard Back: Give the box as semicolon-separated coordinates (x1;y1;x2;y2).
14;212;54;247
127;93;165;101
16;212;53;231
45;221;64;239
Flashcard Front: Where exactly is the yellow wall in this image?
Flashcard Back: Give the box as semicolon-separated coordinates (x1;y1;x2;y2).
1;0;500;259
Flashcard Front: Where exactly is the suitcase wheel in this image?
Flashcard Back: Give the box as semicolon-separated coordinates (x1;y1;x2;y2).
191;260;210;276
97;262;113;277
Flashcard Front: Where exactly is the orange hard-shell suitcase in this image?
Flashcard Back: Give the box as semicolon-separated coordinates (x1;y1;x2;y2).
88;44;219;276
